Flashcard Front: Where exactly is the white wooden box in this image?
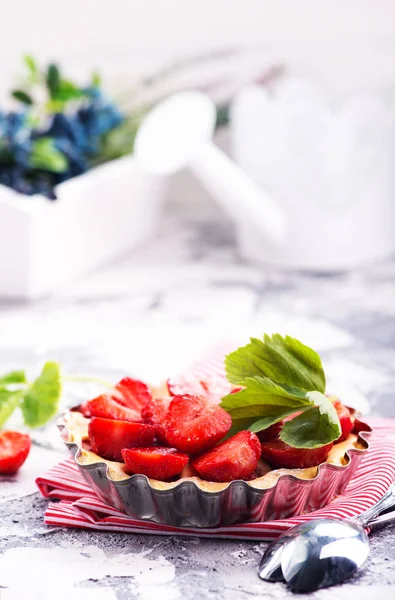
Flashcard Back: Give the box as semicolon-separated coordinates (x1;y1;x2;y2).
0;156;166;299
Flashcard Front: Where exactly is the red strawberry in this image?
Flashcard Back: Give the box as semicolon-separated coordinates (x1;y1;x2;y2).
257;411;302;442
122;447;189;480
230;386;244;394
141;396;171;444
114;377;152;412
88;417;156;462
163;394;232;454
0;431;31;474
332;399;353;442
260;439;333;469
257;422;282;442
192;431;261;482
352;418;370;436
167;375;232;404
141;396;171;426
81;394;141;422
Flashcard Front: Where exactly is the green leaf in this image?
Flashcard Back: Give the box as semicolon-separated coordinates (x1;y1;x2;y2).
54;79;85;102
46;63;60;98
90;115;137;166
29;138;68;173
225;334;326;393
220;376;311;419
280;391;341;448
0;370;27;385
225;408;308;438
21;362;62;428
11;89;33;105
0;388;24;428
223;417;257;439
248;408;307;433
23;54;38;77
91;71;101;87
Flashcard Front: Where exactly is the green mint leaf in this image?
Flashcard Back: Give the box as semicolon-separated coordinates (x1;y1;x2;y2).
225;334;326;393
0;370;27;385
279;391;341;448
11;89;33;105
223;417;257;439
220;376;311;420
247;407;306;433
21;362;62;428
0;388;24;427
29;138;68;173
23;55;38;77
46;63;60;98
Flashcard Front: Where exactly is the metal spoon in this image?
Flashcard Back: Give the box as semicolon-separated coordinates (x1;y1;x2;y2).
259;482;395;592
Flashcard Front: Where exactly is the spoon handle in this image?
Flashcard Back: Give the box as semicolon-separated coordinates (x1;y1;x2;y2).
356;482;395;526
367;508;395;528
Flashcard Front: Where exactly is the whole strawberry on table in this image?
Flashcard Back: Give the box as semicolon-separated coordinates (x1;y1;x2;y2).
0;362;62;475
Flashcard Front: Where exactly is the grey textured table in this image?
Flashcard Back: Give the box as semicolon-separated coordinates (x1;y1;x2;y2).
0;200;394;600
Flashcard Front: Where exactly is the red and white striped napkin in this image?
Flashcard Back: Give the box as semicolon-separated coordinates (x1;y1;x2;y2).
36;345;395;541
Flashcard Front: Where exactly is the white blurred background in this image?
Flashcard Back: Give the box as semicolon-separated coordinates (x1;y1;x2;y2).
1;0;395;97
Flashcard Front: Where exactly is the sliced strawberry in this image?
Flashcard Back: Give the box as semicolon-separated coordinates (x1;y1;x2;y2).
230;386;244;395
81;394;141;422
0;431;31;474
352;418;370;436
122;447;189;480
260;439;333;469
167;375;232;404
114;377;152;412
163;394;232;454
141;396;171;426
257;422;282;442
332;399;353;443
141;396;171;444
88;417;155;462
192;430;261;482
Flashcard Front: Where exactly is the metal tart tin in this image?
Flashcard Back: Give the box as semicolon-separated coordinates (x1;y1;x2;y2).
58;415;371;528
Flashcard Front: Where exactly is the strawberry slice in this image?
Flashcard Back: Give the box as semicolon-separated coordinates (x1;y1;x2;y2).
122;447;189;480
81;394;141;422
163;394;232;454
167;375;232;404
192;430;261;482
141;396;171;443
257;422;282;442
114;377;152;412
333;399;353;442
260;439;333;469
141;396;171;426
0;431;31;474
88;417;156;462
352;418;370;436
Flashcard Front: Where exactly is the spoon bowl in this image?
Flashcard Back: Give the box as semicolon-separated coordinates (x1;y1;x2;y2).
259;482;395;592
279;518;369;593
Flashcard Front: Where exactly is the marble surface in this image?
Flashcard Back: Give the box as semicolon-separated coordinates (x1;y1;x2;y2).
0;197;395;599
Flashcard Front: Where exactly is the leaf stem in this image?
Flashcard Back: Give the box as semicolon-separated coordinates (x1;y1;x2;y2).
63;375;114;389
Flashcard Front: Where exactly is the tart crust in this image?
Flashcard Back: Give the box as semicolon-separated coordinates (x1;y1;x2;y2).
63;410;366;493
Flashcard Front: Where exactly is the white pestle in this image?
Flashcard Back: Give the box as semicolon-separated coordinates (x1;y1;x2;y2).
134;91;287;245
